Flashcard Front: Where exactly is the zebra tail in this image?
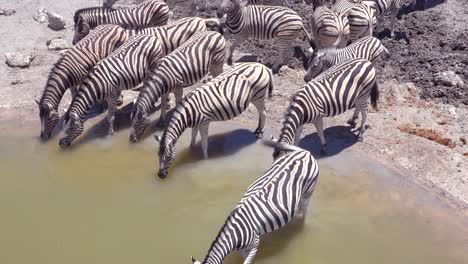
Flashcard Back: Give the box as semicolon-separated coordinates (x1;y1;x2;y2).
267;68;274;98
370;82;379;110
302;25;317;51
203;18;223;35
262;137;305;152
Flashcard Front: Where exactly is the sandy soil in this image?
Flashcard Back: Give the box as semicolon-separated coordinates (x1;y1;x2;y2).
0;0;466;212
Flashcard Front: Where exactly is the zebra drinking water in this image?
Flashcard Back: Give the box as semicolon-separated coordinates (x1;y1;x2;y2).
275;58;378;157
129;30;226;143
73;0;169;44
190;149;319;264
153;62;273;178
37;25;128;141
59;35;164;148
216;0;315;73
304;36;389;82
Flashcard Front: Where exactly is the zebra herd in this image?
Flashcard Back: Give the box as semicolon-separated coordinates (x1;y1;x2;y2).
36;0;416;262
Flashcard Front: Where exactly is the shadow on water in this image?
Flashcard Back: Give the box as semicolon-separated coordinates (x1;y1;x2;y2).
298;125;364;159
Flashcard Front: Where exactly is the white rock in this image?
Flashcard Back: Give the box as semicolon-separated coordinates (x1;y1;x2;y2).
4;52;35;68
0;8;15;16
47;11;66;30
434;71;464;87
34;8;48;23
47;36;70;50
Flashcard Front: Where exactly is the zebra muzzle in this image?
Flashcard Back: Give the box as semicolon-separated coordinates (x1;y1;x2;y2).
157;169;168;179
59;138;72;148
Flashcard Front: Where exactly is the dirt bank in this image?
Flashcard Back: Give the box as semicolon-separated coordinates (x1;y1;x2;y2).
0;0;466;212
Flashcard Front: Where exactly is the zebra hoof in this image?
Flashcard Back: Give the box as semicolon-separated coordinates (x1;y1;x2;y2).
347;119;356;127
357;135;364;142
254;128;264;139
227;58;233;66
320;145;328;155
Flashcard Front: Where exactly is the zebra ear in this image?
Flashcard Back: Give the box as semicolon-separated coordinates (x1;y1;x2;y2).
191;256;201;264
153;134;162;143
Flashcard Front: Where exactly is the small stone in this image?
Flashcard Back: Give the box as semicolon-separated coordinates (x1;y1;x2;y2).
0;8;15;16
47;36;70;50
34;8;48;23
433;71;464;87
4;52;35;68
47;11;66;31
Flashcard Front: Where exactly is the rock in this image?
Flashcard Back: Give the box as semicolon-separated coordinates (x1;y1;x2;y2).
47;11;66;30
47;36;70;50
34;8;48;23
277;66;296;77
433;71;464;87
0;8;15;16
4;52;35;68
385;81;421;104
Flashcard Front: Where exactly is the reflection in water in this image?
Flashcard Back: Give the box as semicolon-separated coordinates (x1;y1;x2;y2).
0;123;467;264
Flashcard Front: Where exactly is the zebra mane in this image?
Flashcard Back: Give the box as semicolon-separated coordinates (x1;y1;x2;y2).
40;54;69;105
73;6;115;24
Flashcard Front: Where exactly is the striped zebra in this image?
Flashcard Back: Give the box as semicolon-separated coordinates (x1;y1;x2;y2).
216;0;315;73
304;36;388;81
362;0;416;38
332;0;376;42
127;17;221;56
311;5;350;48
73;0;169;44
153;62;273;177
36;25;128;141
59;35;164;148
191;149;319;264
129;31;226;143
275;58;378;156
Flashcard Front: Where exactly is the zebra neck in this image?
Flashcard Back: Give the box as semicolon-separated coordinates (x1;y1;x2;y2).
138;72;176;114
41;74;70;111
225;2;246;34
278;103;304;145
202;217;238;264
68;95;90;122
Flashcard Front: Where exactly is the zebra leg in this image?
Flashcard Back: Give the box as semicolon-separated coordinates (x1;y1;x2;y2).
357;108;368;142
271;38;294;74
106;94;118;135
389;11;397;38
347;107;359;127
227;37;244;65
190;128;198;148
315;118;327;153
253;102;266;139
294;125;303;145
174;88;183;105
240;234;260;264
158;93;170;127
199;122;210;159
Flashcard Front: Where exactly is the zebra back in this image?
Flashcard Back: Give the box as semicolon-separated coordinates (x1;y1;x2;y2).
312;5;350;48
333;0;376;40
40;24;127;110
69;34;163;119
198;150;319;264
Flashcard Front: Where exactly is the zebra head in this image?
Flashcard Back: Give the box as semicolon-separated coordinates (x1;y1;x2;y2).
36;99;59;141
73;16;90;45
59;112;83;148
129;108;150;143
304;51;325;82
154;134;176;178
217;0;245;18
190;256;201;264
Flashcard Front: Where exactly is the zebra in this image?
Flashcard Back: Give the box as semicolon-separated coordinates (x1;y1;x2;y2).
36;25;128;141
304;36;389;82
153;62;273;177
58;35;164;148
129;30;226;143
190;149;319;264
216;0;315;73
274;58;378;157
362;0;416;38
73;0;169;44
332;0;376;42
126;17;222;56
311;5;350;48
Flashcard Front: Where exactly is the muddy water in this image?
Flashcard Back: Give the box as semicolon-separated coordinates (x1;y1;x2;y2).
0;122;467;264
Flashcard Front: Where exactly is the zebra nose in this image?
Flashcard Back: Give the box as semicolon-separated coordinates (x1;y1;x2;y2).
157;170;168;179
40;132;50;141
59;138;71;148
129;135;138;143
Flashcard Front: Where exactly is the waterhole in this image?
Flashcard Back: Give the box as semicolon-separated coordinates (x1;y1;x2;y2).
0;121;467;264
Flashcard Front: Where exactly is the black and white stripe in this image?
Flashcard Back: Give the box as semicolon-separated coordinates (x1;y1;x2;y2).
191;149;319;264
153;62;273;177
311;5;350;48
217;0;314;73
37;25;128;141
332;0;376;42
275;58;378;156
363;0;415;37
127;17;221;56
304;36;388;81
59;35;164;148
129;31;226;143
73;0;169;44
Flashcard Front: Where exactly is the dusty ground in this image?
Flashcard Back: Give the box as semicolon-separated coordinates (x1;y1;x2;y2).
0;0;467;212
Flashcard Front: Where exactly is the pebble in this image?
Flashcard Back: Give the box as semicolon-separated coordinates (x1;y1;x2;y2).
4;52;35;68
47;36;70;50
0;7;15;16
34;8;48;23
47;11;66;30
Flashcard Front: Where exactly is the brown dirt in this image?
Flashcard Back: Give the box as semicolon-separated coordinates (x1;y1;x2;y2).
397;123;456;149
